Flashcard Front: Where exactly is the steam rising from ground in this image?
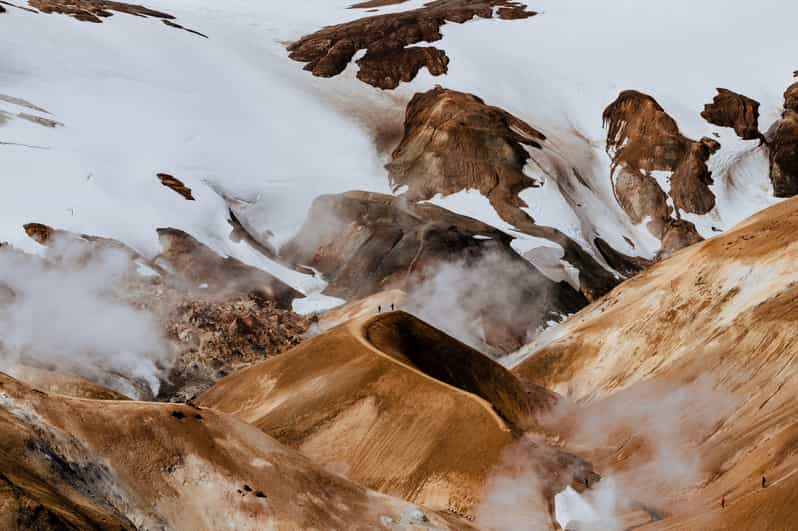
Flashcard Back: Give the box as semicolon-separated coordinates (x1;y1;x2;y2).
0;239;169;398
477;376;736;530
404;251;556;355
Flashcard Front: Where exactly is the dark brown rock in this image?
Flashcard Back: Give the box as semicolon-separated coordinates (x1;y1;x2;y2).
157;173;194;201
155;228;301;307
594;237;652;278
701;88;763;141
387;86;544;213
764;79;798;198
768;111;798;197
281;191;586;353
28;0;174;22
388;86;619;300
603;90;717;250
287;0;535;89
659;219;704;258
669;137;720;215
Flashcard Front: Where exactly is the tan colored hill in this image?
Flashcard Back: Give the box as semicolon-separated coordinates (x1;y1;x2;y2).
7;365;130;400
0;372;472;530
199;312;588;522
514;196;798;530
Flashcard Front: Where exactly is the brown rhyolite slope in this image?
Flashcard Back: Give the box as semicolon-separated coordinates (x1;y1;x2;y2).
0;373;471;530
281;190;586;353
199;312;591;524
155;228;301;307
513;196;798;529
8;365;130;400
386;87;619;299
701;88;763;141
766;78;798;197
603;90;719;253
287;1;535;89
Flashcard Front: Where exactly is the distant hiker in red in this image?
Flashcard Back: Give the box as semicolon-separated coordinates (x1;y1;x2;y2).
762;476;767;488
721;496;725;509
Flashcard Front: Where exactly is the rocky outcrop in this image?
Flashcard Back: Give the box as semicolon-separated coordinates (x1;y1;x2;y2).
766;79;798;197
29;0;174;22
287;1;535;89
282;191;586;353
160;294;310;401
603;91;718;255
388;86;545;214
157;173;194;200
387;87;620;300
154;228;301;307
25;0;205;35
701;88;763;141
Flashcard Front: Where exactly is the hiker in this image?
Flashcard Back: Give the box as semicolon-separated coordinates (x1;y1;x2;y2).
762;476;767;488
721;496;725;509
378;305;382;313
391;303;395;311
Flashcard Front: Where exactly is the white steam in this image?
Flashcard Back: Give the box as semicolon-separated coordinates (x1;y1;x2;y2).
0;239;170;398
404;251;556;355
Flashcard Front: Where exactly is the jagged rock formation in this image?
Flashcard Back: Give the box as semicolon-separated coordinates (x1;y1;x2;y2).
388;86;545;215
29;0;172;22
22;0;205;35
157;173;194;200
160;294;310;401
199;312;593;525
386;87;620;300
0;373;471;530
287;1;535;89
513;197;798;529
281;190;586;353
701;88;763;141
766;79;798;197
604;90;720;218
155;228;301;307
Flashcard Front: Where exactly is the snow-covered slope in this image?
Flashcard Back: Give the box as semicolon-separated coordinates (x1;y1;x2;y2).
2;0;796;306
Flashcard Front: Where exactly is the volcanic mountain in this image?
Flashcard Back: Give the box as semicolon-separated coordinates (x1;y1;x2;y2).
0;372;473;530
199;311;594;525
513;196;798;530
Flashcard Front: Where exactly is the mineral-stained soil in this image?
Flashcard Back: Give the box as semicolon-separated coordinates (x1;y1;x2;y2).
287;1;536;89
